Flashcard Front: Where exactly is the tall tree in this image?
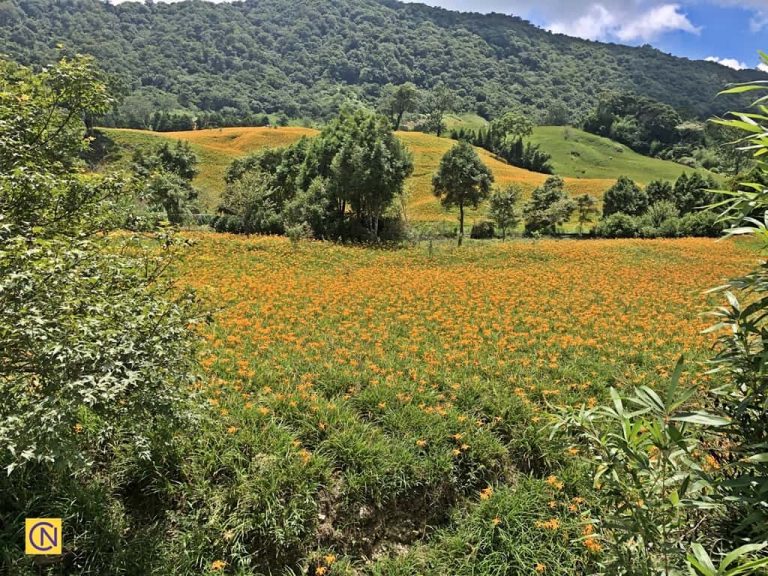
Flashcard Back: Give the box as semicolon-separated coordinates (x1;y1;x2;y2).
488;184;522;240
523;176;577;236
423;84;455;138
575;193;599;236
380;83;420;131
432;141;494;245
602;176;648;217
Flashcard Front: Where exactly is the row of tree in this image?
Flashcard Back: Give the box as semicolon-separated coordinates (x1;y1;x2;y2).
449;109;553;174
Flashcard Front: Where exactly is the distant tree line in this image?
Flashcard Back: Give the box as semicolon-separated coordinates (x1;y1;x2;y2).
581;92;753;173
1;0;763;128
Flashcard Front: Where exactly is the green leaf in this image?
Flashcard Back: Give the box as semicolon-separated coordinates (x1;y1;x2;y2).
722;543;767;571
672;412;730;427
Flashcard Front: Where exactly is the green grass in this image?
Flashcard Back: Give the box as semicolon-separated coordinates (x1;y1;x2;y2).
443;113;489;132
529;126;715;184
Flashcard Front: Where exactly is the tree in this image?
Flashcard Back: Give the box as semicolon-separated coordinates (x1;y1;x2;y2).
602;176;648;217
523;176;576;236
575;194;599;235
380;82;420;131
303;107;414;239
432;141;494;245
673;172;717;215
491;109;534;144
645;180;674;205
132;141;200;224
0;56;198;474
488;184;522;240
423;84;455;138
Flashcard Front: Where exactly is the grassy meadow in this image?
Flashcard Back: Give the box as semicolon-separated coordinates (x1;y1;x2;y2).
102;126;699;224
174;234;756;574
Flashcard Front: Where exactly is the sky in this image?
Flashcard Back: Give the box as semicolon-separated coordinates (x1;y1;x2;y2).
401;0;768;72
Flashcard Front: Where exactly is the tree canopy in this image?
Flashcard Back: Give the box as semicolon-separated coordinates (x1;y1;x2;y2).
0;0;762;126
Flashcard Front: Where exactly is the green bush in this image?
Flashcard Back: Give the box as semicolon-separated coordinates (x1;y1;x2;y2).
594;212;639;238
470;221;496;240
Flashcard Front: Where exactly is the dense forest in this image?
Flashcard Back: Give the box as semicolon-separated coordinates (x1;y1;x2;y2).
0;0;764;126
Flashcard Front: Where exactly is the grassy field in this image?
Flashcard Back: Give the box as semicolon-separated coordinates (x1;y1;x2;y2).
529;126;708;183
176;234;756;574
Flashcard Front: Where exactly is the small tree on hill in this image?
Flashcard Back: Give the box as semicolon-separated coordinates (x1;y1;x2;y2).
433;141;494;246
602;176;648;217
575;193;599;236
523;176;576;236
489;184;522;240
380;83;420;131
423;84;455;138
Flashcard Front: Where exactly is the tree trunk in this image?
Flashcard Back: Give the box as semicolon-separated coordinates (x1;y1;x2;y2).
395;111;404;131
458;204;464;247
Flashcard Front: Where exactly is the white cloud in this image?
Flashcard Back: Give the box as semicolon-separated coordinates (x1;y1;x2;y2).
549;5;617;41
759;62;768;73
615;4;701;41
548;3;699;42
705;56;748;70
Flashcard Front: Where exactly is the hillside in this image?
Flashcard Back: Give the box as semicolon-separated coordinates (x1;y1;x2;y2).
529;126;706;183
102;127;703;223
1;0;764;126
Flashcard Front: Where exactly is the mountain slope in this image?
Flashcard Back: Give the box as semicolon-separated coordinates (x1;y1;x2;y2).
529;126;709;183
1;0;763;124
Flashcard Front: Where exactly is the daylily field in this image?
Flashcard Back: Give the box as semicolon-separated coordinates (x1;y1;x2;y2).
174;234;757;575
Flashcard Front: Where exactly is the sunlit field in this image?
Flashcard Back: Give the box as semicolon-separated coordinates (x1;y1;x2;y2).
174;234;757;573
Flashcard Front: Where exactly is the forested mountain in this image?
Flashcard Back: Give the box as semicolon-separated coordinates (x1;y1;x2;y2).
0;0;764;125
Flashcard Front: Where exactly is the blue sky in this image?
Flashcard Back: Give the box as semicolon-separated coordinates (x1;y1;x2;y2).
402;0;768;72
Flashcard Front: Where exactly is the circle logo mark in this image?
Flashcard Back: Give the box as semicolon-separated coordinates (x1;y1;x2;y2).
25;518;62;556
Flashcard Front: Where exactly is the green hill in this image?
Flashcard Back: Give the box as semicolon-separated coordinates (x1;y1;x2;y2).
1;0;764;126
529;126;714;184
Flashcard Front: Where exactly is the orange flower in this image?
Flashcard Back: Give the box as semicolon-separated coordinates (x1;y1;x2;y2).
535;563;546;573
226;426;238;434
211;559;227;571
480;487;494;501
546;475;564;490
492;517;501;526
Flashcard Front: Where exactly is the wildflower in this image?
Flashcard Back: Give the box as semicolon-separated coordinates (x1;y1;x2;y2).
535;518;561;531
535;563;546;573
211;560;227;571
416;439;427;448
316;567;328;576
584;538;602;554
73;423;84;434
257;406;270;416
492;517;501;526
546;475;564;490
480;487;494;500
548;500;557;509
452;449;461;456
227;426;238;434
324;554;336;565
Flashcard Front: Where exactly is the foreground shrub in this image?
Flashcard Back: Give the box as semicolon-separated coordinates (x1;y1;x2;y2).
0;56;199;573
